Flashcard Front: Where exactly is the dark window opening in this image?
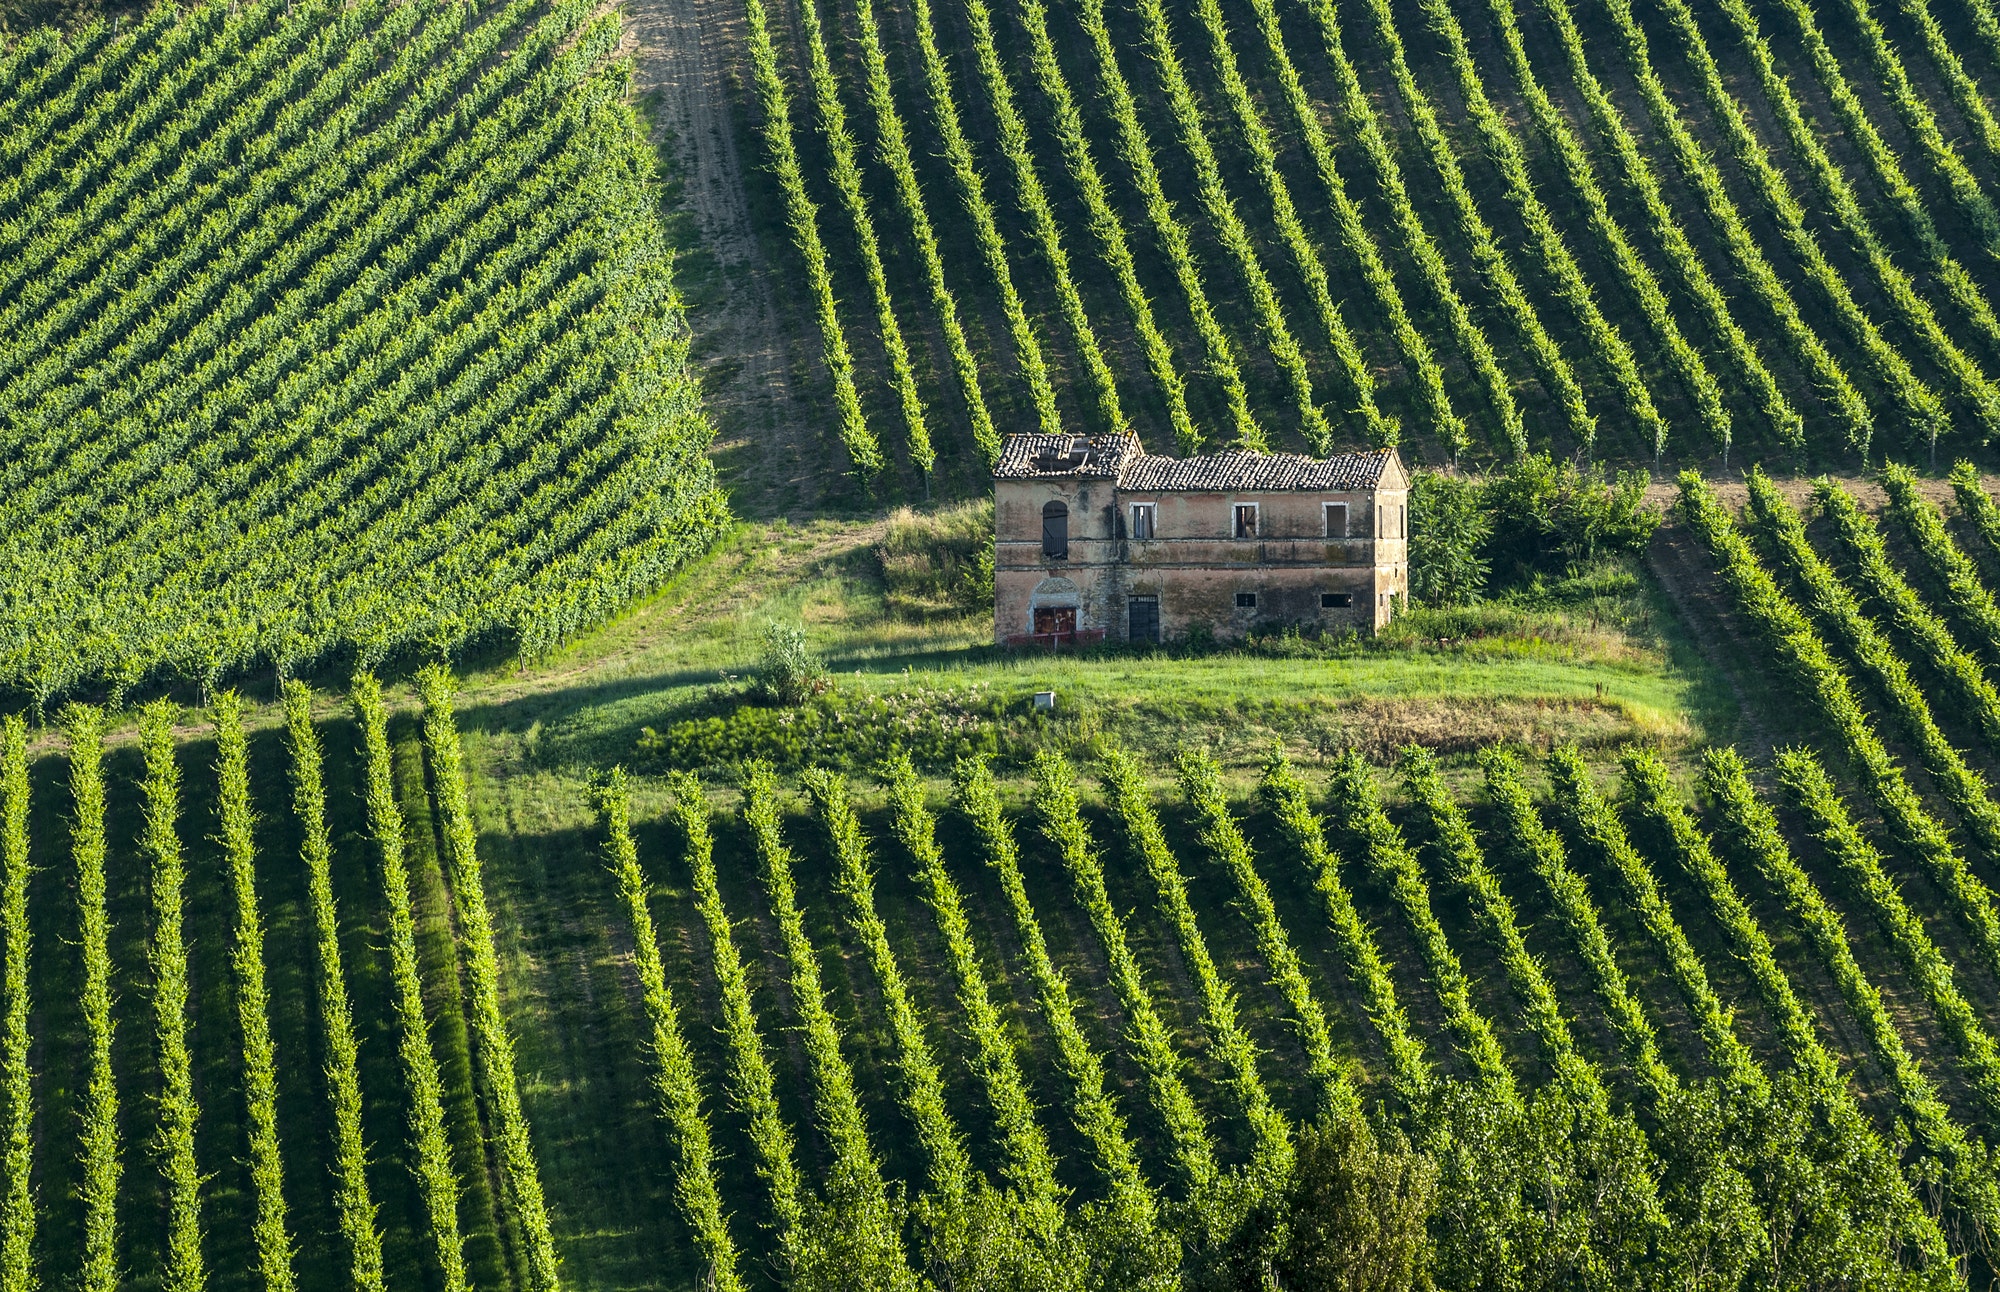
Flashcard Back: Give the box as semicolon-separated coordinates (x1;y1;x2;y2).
1042;500;1069;560
1325;502;1348;538
1033;606;1077;635
1321;592;1353;609
1236;592;1258;609
1130;504;1155;541
1128;595;1159;644
1233;504;1258;538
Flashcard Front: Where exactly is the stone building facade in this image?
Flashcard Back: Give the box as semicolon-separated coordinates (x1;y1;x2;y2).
993;433;1409;646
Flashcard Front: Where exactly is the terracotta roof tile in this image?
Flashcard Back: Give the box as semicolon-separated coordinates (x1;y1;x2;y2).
991;433;1140;479
1117;447;1394;492
993;434;1395;491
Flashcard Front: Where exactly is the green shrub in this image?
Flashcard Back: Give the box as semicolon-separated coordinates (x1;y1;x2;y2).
758;624;828;706
1484;454;1658;585
878;501;995;617
1409;470;1490;607
639;684;1006;771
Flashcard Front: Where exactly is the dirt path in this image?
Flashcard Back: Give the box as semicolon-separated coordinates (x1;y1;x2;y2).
619;0;827;516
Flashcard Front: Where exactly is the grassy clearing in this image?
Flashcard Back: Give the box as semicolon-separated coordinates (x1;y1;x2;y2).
426;514;1727;788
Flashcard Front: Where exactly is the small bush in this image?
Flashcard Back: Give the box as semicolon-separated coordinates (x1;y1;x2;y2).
759;624;828;706
878;500;995;617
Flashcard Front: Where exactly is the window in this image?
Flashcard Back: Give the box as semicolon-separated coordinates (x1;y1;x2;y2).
1399;503;1406;538
1042;500;1068;560
1129;503;1156;541
1233;503;1258;538
1236;592;1258;609
1128;595;1159;643
1324;502;1348;538
1321;592;1353;609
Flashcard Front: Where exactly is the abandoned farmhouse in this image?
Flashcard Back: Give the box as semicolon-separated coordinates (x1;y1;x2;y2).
993;433;1409;646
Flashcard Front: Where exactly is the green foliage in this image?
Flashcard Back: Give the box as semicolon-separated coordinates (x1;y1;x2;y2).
417;669;561;1292
1588;0;1866;450
1402;747;1600;1101
1648;0;1935;453
956;0;1125;438
1342;0;1593;453
1068;0;1264;449
1485;455;1657;585
1425;1080;1669;1291
0;0;726;704
1275;1117;1435;1292
884;758;1084;1289
1408;471;1489;608
1705;746;2000;1264
599;769;742;1292
1949;460;2000;566
812;768;1071;1290
638;680;1004;772
1104;748;1291;1187
0;715;32;1292
1773;749;2000;1126
1681;474;2000;993
1259;751;1430;1101
878;502;995;618
742;763;918;1290
1519;0;1795;450
1329;751;1511;1090
1164;0;1386;450
1478;0;1739;457
140;702;205;1292
1815;480;2000;752
212;694;297;1292
1480;749;1674;1097
1197;1114;1435;1292
1690;0;1990;444
1764;0;2000;367
1232;0;1456;452
953;757;1180;1287
789;0;931;472
350;676;468;1292
852;0;1008;461
1032;751;1220;1206
65;704;118;1292
665;773;807;1262
283;682;387;1292
1408;0;1668;457
1011;0;1196;451
741;0;878;476
1749;471;2000;859
1884;464;2000;663
756;623;827;707
1183;751;1354;1123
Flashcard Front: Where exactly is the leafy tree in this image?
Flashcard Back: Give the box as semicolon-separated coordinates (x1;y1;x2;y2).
1483;455;1657;585
1279;1117;1433;1292
1409;471;1490;607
